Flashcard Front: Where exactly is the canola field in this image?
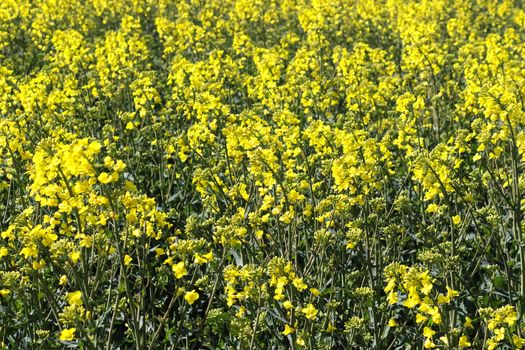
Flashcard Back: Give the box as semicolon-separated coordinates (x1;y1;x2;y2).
2;0;525;348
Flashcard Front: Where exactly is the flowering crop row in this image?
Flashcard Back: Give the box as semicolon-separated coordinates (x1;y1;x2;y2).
2;0;525;349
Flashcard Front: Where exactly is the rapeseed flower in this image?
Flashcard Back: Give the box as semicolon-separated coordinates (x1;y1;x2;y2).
184;290;199;305
59;328;76;341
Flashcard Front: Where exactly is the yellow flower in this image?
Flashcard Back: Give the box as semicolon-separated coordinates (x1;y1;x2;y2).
126;121;136;130
184;290;199;305
59;328;76;341
452;215;461;225
59;275;68;285
494;327;505;341
32;260;44;270
423;327;436;338
273;289;285;301
403;293;420;308
194;254;207;264
420;272;433;295
282;300;293;309
439;336;448;345
426;203;440;213
172;261;188;279
504;308;518;326
66;291;83;306
459;335;471;348
431;312;442;325
388;318;398;327
385;278;396;293
20;245;38;259
123;255;132;266
282;324;294;335
310;288;320;296
513;335;524;349
437;287;458;305
0;289;10;297
0;247;7;257
416;313;427;323
292;278;308;291
236;305;245;317
424;338;436;349
69;251;81;264
301;303;318;320
464;316;473;329
387;291;398;304
296;336;305;346
113;159;126;172
98;172;113;184
447;287;459;298
194;251;213;265
487;338;499;350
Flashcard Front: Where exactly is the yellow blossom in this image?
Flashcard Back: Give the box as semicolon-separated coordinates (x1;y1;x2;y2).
296;336;305;346
282;324;294;336
123;255;132;266
513;335;524;349
416;313;427;323
424;338;436;349
66;291;83;306
301;303;318;320
59;328;76;341
282;300;293;309
423;327;436;339
20;246;38;259
439;336;448;345
98;172;113;184
494;327;505;341
310;288;320;296
172;261;188;279
464;316;473;329
184;290;199;305
459;335;471;348
292;278;308;291
69;251;81;264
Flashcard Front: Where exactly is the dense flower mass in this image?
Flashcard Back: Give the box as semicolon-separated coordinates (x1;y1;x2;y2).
2;0;525;348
